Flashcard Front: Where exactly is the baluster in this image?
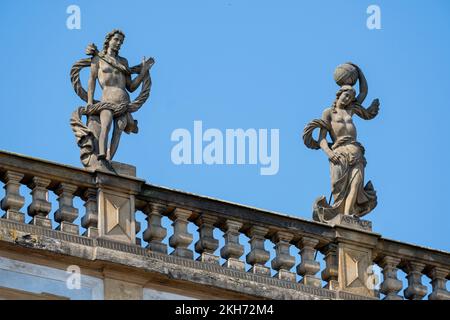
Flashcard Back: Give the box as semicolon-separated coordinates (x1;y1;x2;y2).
1;171;25;222
271;231;296;281
195;214;219;264
168;208;193;259
246;226;270;275
81;188;98;237
379;256;403;300
427;267;450;300
296;237;321;287
404;261;427;300
54;183;79;235
142;203;167;253
135;211;141;246
27;177;52;228
321;243;339;290
220;220;245;270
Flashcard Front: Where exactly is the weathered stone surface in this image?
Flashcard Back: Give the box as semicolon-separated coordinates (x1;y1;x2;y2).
246;226;270;275
271;231;296;281
194;214;219;263
54;183;79;234
81;188;98;237
329;214;372;232
379;256;403;300
403;261;427;300
0;220;340;300
321;243;339;290
27;177;52;227
98;189;136;244
1;171;25;222
0;150;449;300
104;278;143;300
428;267;450;300
110;162;136;177
297;237;321;287
168;208;193;259
142;203;167;253
220;220;245;270
336;232;379;298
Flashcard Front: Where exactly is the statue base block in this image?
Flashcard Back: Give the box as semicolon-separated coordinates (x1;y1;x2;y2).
329;214;372;232
111;162;136;177
95;161;136;177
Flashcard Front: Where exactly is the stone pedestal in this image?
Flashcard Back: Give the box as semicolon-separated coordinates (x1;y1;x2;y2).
338;243;377;297
111;162;136;177
330;214;372;232
335;226;379;298
98;188;137;243
96;161;137;177
324;216;379;297
95;168;143;244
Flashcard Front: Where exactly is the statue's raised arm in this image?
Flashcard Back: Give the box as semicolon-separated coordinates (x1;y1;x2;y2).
333;63;380;120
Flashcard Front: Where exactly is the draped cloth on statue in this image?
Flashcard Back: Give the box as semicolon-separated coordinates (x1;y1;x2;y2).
303;120;377;223
82;102;138;134
325;136;377;217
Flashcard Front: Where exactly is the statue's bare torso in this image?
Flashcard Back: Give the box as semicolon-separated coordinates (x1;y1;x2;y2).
95;56;130;105
85;31;154;162
324;107;357;143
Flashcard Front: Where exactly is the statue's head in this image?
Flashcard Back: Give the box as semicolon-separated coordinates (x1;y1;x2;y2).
334;85;356;109
103;29;125;54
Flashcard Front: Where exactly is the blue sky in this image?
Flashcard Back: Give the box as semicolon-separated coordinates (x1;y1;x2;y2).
1;0;449;256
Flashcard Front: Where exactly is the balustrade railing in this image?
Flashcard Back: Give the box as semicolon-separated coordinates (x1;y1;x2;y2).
0;150;449;300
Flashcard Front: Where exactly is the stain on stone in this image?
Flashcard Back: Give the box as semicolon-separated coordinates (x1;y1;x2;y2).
14;233;38;248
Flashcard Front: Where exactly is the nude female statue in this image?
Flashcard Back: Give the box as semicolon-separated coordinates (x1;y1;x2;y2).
87;29;154;161
70;29;154;171
303;63;379;222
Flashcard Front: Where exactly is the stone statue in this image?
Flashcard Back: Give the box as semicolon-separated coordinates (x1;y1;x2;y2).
303;63;379;223
70;29;154;172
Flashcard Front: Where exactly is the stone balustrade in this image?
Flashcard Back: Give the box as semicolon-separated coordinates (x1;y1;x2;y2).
375;239;450;300
0;150;449;300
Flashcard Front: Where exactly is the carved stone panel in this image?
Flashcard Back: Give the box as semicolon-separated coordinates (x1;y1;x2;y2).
338;243;377;297
98;188;136;244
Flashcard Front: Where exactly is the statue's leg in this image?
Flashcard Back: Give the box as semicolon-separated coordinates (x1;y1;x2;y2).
98;110;113;160
344;168;363;215
108;115;127;160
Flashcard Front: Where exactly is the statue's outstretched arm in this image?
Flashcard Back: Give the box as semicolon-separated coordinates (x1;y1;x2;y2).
87;57;99;105
126;57;154;93
353;99;380;120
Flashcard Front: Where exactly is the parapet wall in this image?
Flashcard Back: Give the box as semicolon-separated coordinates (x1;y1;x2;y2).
0;150;449;300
